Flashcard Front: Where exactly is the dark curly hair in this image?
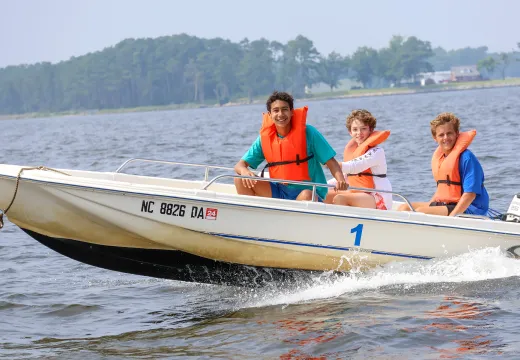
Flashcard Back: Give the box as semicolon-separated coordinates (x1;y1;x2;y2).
266;91;294;112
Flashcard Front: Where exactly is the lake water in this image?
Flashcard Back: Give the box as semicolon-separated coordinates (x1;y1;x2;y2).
1;87;520;359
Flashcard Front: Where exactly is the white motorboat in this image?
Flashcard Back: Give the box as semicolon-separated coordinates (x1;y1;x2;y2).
1;158;519;287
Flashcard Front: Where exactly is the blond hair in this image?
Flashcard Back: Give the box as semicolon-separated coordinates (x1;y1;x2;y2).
430;112;460;137
346;109;377;131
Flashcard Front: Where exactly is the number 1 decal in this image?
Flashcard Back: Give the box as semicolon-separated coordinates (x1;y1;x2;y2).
350;224;364;246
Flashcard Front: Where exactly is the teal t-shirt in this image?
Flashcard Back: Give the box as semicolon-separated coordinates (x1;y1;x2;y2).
241;124;336;199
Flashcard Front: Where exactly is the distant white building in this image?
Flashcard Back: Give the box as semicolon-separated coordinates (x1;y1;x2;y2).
418;71;452;86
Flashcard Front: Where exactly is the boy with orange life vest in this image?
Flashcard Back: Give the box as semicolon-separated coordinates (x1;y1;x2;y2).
326;109;393;210
234;91;347;201
398;112;489;216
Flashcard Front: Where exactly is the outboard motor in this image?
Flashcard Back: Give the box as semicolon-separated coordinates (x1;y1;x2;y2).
504;194;520;223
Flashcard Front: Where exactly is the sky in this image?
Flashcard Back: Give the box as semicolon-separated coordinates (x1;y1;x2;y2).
0;0;518;68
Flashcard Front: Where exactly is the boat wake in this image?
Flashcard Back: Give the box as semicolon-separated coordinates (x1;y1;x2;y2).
241;247;520;309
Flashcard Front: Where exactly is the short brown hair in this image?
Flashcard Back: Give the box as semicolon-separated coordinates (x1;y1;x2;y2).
430;112;460;137
346;109;377;131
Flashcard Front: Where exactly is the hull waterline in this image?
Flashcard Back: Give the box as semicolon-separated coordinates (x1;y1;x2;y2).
21;228;322;287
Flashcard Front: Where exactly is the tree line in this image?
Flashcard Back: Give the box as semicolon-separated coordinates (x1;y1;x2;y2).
1;34;519;115
476;43;520;80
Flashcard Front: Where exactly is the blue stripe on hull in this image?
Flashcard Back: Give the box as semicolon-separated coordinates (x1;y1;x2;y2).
209;232;433;260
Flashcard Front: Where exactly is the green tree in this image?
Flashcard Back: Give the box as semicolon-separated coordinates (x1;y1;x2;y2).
374;35;433;86
318;52;348;91
400;36;434;82
284;35;321;96
209;39;242;105
238;38;275;103
429;46;489;71
350;47;379;88
377;35;405;86
184;57;206;103
270;41;291;91
498;52;511;79
477;57;496;77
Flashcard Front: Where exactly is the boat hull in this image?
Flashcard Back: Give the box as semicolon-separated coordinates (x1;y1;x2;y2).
2;164;520;287
22;228;320;287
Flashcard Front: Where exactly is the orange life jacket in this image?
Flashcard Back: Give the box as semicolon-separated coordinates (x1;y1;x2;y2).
343;130;390;190
431;130;476;203
260;106;313;181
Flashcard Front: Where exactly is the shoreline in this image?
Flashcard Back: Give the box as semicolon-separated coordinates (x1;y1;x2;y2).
304;81;520;103
2;79;520;121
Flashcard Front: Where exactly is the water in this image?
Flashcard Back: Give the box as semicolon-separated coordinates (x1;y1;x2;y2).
1;87;520;359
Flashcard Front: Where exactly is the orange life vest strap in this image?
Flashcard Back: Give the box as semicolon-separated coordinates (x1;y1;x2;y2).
436;175;462;187
260;153;314;178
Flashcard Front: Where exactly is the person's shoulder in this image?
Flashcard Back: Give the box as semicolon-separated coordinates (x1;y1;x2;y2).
460;149;479;162
246;136;262;152
365;145;384;152
304;124;326;141
365;147;387;162
304;124;334;157
305;124;321;134
370;146;386;155
459;149;484;173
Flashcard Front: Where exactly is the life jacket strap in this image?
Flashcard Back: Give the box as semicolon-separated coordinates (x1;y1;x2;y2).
347;172;387;178
436;175;462;187
260;154;315;178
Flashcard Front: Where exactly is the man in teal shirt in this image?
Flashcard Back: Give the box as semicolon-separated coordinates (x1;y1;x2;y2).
234;91;347;201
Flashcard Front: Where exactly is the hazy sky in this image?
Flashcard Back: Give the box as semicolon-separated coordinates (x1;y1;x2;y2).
1;0;517;67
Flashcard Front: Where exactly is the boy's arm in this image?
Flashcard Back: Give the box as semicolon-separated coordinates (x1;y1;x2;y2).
325;158;347;190
341;147;385;174
451;150;484;216
235;137;264;188
450;192;476;216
